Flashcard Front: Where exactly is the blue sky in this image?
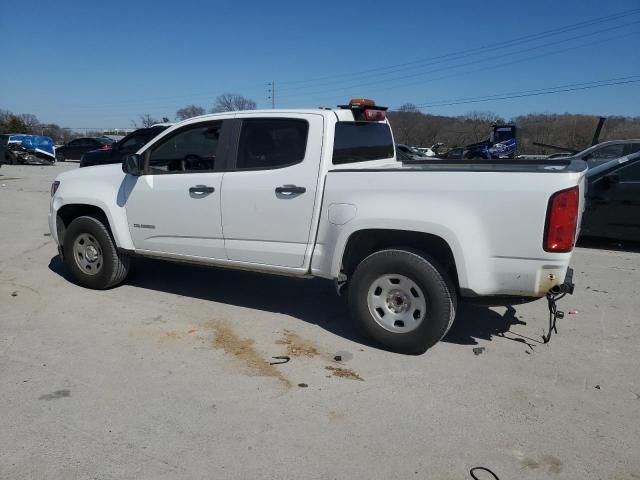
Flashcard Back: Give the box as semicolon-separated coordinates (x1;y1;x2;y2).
1;0;639;129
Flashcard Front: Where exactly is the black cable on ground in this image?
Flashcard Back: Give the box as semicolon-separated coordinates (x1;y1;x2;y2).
470;466;500;479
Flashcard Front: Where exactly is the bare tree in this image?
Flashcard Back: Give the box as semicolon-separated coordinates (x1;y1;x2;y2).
132;114;160;128
19;113;40;132
398;103;420;113
175;104;205;120
211;93;257;112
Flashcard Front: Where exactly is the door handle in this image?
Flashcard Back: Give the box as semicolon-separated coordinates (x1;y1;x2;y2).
189;185;215;195
275;185;306;195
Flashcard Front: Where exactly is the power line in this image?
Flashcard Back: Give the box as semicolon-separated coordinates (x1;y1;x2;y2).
274;29;640;108
33;7;640;114
276;7;640;90
405;75;640;109
276;19;640;100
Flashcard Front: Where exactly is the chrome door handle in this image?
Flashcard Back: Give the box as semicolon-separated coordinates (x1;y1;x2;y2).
275;185;306;195
189;185;215;195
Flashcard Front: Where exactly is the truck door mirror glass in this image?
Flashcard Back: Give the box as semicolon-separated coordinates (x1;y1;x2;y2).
122;154;143;176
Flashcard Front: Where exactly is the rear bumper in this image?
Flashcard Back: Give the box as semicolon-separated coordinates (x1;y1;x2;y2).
462;267;575;306
461;256;574;298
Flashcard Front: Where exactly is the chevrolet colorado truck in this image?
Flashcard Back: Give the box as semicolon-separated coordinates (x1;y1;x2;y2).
49;99;585;353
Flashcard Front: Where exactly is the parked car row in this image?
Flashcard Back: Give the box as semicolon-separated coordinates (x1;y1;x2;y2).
79;124;172;168
55;137;115;162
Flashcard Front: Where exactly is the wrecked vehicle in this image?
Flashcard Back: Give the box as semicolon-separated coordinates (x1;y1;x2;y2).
1;134;56;164
49;99;585;353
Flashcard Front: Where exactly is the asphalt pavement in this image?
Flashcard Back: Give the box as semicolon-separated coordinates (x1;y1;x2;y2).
1;163;639;479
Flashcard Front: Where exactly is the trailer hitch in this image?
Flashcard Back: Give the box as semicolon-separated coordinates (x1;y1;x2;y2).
543;268;575;343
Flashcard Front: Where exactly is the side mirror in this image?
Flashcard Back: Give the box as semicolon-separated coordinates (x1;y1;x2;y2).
122;154;143;176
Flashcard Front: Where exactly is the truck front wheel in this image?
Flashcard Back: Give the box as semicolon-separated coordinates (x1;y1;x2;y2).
63;215;130;289
348;249;457;354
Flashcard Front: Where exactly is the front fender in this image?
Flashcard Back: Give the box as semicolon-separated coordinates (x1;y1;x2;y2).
50;165;135;250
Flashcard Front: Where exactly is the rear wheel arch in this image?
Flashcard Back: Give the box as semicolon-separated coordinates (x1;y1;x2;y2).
340;229;460;290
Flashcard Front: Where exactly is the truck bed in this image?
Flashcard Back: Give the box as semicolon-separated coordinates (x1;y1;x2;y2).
341;158;587;174
315;159;587;298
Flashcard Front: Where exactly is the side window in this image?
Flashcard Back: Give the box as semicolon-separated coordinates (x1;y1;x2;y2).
590;144;626;160
147;121;223;173
236;118;308;169
631;143;640;154
618;161;640;182
68;139;82;147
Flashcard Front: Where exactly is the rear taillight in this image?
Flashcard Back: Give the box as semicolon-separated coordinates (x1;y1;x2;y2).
544;186;579;252
100;144;111;150
363;109;386;121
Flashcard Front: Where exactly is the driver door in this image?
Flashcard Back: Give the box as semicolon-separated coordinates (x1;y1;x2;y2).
123;119;233;259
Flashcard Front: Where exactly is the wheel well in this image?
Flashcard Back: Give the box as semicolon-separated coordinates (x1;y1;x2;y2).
341;229;459;288
56;204;110;244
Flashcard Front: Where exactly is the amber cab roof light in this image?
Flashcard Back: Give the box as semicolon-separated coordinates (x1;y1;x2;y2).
338;98;389;111
338;98;388;121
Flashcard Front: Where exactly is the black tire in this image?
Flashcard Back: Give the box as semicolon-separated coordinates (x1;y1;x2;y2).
56;152;65;162
63;215;130;289
348;249;457;354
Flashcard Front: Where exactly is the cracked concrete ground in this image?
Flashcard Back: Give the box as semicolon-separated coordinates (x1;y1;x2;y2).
1;163;639;479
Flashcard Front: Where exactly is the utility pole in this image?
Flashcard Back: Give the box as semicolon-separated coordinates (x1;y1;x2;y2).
267;81;276;109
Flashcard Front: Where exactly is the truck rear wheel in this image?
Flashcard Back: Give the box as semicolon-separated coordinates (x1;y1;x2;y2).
348;249;457;354
63;215;130;289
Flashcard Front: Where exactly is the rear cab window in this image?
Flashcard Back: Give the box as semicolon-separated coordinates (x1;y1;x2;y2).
332;122;394;165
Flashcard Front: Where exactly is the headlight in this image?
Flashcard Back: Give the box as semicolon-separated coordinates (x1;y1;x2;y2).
51;180;60;197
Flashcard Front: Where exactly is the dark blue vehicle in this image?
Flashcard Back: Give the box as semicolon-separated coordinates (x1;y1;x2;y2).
464;124;518;159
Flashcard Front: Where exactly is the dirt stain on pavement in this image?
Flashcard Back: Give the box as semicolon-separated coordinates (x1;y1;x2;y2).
38;389;70;401
158;331;180;344
328;410;349;422
276;331;320;358
520;454;563;474
325;365;364;381
209;321;290;387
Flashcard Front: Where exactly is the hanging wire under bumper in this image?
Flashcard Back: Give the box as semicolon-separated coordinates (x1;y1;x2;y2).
543;267;575;343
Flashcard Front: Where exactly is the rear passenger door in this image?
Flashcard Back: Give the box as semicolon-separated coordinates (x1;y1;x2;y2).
221;114;323;268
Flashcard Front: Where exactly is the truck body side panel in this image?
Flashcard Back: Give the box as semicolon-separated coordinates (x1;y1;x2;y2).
313;169;586;297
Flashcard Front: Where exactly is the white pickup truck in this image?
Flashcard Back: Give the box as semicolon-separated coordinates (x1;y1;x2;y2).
49;99;585;353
